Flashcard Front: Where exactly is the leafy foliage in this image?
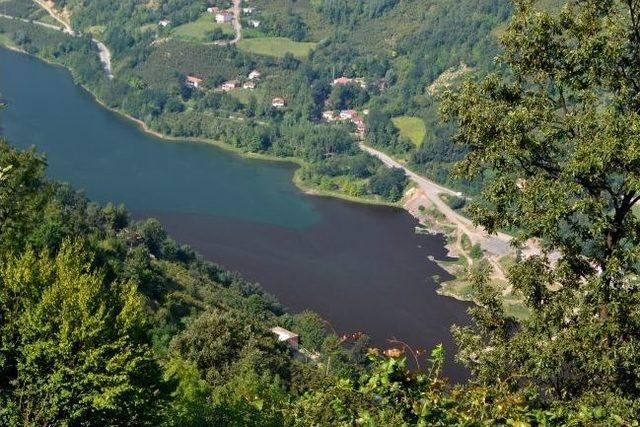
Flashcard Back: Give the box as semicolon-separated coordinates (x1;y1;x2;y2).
443;0;640;420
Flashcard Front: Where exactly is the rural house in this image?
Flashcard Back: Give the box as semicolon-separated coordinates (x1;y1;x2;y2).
322;110;337;122
339;109;357;120
270;327;299;349
242;81;256;89
272;97;286;108
332;76;354;86
158;19;171;27
248;19;261;28
185;75;203;88
206;6;219;13
248;70;261;80
215;11;234;23
220;80;238;91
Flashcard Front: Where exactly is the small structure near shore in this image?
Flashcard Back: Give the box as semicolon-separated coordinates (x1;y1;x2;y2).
270;327;299;349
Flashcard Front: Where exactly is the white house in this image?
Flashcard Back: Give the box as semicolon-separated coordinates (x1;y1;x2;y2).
215;11;234;23
248;70;261;80
207;6;219;13
243;81;256;89
158;19;171;27
272;97;286;108
242;7;254;13
248;19;261;28
220;80;238;91
339;109;357;120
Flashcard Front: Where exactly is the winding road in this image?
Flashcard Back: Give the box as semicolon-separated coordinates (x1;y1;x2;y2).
32;0;113;78
359;143;513;256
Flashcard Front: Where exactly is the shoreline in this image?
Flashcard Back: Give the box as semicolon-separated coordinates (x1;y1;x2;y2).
0;41;399;209
0;42;474;305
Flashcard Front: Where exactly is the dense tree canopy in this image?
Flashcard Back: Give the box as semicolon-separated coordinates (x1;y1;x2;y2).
442;0;640;419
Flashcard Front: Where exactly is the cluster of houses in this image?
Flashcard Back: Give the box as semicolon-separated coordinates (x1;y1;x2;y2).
206;4;260;27
185;70;287;108
218;69;261;91
322;108;368;135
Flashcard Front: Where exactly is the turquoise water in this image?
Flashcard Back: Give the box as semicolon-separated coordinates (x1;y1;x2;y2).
0;47;319;228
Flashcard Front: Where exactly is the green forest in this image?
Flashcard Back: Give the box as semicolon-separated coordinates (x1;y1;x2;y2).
2;0;640;424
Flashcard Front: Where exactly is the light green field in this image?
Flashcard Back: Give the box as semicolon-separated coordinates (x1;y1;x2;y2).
392;116;426;147
172;14;234;42
237;37;316;58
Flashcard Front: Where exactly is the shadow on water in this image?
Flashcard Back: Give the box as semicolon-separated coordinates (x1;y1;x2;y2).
0;46;471;380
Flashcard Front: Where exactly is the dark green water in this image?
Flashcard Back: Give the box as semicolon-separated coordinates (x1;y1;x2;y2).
0;47;470;377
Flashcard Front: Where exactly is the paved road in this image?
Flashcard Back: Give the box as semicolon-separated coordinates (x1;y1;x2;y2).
32;0;113;78
360;143;513;256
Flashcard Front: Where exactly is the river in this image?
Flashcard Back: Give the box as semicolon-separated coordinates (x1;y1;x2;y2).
0;47;470;378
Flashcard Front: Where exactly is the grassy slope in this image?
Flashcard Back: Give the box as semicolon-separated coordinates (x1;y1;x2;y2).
392;116;426;147
237;37;316;58
172;13;234;42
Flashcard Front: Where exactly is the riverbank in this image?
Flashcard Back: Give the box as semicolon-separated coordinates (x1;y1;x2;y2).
0;40;524;315
0;46;473;380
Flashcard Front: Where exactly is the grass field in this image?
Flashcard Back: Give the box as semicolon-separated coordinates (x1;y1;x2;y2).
172;14;234;42
392;116;426;147
237;37;316;58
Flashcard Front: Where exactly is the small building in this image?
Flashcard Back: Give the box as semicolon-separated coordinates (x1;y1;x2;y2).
354;77;367;89
215;11;234;23
248;70;261;80
242;81;256;89
242;7;254;13
206;6;220;13
270;327;299;349
158;19;171;27
353;118;366;134
339;109;357;120
322;110;337;122
248;19;261;28
272;97;286;108
185;75;203;88
332;76;354;86
220;80;238;91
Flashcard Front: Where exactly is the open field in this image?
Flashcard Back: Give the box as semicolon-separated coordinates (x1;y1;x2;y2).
172;14;234;42
392;116;426;147
237;37;316;58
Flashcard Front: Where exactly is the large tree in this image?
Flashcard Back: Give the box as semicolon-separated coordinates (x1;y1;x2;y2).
0;242;167;425
442;0;640;419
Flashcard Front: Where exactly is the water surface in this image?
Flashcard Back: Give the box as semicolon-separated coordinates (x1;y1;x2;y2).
0;47;470;377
